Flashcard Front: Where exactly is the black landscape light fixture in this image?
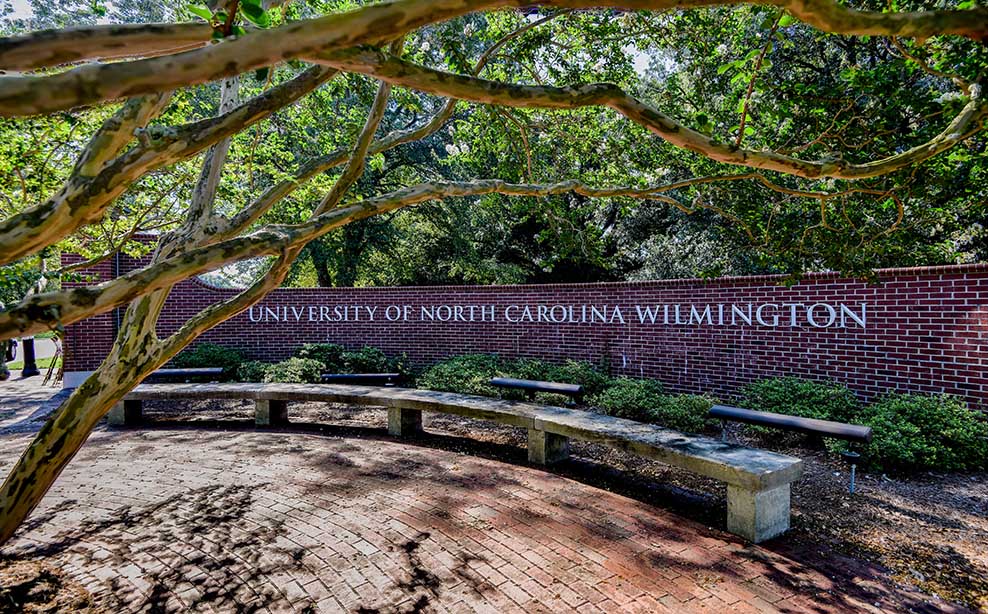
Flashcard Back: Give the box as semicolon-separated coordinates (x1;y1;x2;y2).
840;449;861;494
21;336;40;377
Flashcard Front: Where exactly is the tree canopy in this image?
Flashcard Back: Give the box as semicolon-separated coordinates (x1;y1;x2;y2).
0;0;985;544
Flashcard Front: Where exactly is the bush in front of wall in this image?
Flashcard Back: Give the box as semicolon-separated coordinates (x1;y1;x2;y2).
236;360;270;382
343;346;395;373
653;394;719;434
741;377;861;424
547;360;613;397
416;354;503;396
293;343;346;372
172;342;246;377
262;357;324;384
589;377;665;422
851;393;988;473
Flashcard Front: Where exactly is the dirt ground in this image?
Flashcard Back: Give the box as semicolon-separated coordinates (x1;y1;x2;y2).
0;559;93;612
123;398;988;613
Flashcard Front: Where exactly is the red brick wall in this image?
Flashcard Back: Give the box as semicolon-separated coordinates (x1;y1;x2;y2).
62;256;988;408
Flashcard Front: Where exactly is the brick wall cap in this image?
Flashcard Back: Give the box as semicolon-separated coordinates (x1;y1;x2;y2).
185;262;988;293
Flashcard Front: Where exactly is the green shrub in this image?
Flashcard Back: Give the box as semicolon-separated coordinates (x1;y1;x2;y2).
589;377;665;422
172;343;246;376
236;360;270;382
852;393;988;472
548;360;613;397
293;343;346;372
589;379;717;433
417;354;503;396
262;357;324;384
343;346;395;373
418;354;612;400
506;358;552;382
653;394;718;434
741;377;860;424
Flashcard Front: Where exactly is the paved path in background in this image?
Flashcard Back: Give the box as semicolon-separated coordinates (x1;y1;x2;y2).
0;375;68;432
0;380;968;613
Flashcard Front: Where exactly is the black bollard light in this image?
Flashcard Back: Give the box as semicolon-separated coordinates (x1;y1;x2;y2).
21;337;40;377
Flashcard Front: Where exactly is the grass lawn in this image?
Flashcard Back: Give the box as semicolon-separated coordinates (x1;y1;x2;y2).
4;356;60;371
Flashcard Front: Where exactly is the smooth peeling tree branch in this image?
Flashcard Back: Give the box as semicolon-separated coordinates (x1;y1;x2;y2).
318;49;988;180
224;97;457;235
222;12;553;237
1;0;987;117
73;92;173;178
0;22;214;71
0;66;338;267
0;173;858;340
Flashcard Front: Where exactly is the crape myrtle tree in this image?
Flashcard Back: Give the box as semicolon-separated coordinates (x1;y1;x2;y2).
0;0;985;544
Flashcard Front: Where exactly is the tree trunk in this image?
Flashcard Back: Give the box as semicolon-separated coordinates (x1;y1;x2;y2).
0;331;159;545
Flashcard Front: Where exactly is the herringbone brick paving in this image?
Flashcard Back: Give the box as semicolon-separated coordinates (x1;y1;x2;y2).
0;418;964;613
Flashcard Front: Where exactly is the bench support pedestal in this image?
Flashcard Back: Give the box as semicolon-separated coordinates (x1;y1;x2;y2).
255;399;288;426
388;407;422;437
108;400;143;427
528;429;569;465
726;483;790;543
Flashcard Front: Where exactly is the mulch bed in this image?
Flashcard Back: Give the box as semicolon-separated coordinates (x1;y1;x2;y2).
125;398;988;611
0;559;95;613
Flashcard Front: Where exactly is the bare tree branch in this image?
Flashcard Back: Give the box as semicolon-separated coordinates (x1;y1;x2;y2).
1;0;985;117
319;48;988;180
0;66;337;267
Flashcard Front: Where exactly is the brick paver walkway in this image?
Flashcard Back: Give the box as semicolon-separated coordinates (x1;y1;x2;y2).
0;379;968;613
0;419;963;613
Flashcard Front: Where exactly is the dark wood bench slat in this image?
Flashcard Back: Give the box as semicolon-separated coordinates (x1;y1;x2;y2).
489;377;584;397
709;405;873;443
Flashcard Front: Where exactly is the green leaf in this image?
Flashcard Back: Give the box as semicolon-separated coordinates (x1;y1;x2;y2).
186;4;212;21
778;14;797;27
241;0;271;28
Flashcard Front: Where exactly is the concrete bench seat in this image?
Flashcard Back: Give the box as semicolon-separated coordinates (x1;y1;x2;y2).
114;383;802;542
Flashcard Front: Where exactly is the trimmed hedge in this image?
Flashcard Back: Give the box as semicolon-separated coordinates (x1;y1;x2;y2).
588;378;716;434
850;393;988;472
291;343;404;374
236;360;270;383
416;354;612;399
416;354;502;396
740;377;860;427
262;357;324;384
293;343;346;372
172;342;246;377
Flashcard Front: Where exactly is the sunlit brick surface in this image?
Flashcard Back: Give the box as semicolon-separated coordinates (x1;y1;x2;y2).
0;428;962;613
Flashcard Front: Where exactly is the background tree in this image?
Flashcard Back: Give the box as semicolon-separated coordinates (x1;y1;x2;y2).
0;0;985;545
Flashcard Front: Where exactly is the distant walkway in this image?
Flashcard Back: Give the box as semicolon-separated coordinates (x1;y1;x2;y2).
0;381;969;612
0;376;67;433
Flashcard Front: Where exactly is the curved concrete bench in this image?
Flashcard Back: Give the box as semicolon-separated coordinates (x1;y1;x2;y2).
114;383;802;542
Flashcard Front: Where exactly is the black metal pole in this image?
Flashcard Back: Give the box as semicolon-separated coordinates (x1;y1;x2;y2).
21;337;40;377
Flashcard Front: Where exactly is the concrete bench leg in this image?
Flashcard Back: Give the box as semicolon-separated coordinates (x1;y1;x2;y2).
108;400;143;427
726;483;791;543
388;407;422;437
255;399;288;426
527;429;569;465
